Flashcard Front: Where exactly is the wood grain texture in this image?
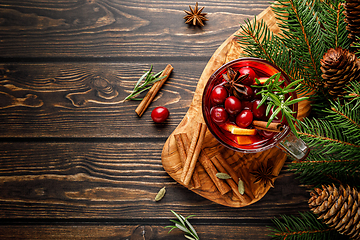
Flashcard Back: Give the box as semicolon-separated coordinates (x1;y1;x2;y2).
0;225;272;240
0;141;308;219
0;62;204;137
0;0;270;58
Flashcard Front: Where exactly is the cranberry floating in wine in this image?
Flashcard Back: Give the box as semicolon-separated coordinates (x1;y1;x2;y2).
224;96;242;115
236;110;253;128
238;67;256;85
210;106;228;124
252;99;266;119
210;85;228;105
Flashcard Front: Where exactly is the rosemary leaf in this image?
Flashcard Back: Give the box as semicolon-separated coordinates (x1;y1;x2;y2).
123;65;164;101
166;210;200;240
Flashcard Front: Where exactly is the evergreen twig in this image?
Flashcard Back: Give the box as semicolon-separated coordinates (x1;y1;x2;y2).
268;211;349;240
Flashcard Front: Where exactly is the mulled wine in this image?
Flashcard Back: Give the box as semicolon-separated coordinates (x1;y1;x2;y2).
202;58;297;153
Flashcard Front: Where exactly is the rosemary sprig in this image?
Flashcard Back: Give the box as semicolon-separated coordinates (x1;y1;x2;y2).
165;210;199;240
252;72;309;137
123;65;165;101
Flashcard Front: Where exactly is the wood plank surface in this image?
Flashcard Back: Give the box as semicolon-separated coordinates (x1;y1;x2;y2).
0;141;308;219
0;0;270;58
0;62;204;137
0;225;273;240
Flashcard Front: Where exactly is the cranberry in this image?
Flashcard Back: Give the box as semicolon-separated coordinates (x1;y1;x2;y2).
239;67;256;86
224;96;242;115
242;101;253;110
151;106;169;123
210;106;228;124
242;86;254;101
236;110;253;128
210;85;228;105
252;99;266;119
253;88;262;100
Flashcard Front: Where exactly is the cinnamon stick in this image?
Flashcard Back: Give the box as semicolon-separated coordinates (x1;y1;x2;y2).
210;156;250;202
252;120;284;132
182;123;207;186
214;154;255;199
181;133;231;195
181;122;202;184
135;64;174;117
174;133;201;189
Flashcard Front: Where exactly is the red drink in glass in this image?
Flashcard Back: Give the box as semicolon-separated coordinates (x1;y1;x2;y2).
202;58;297;153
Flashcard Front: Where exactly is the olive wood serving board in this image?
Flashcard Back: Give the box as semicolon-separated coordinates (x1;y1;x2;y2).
161;6;311;207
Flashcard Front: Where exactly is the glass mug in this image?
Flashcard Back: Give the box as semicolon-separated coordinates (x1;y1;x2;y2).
202;58;309;161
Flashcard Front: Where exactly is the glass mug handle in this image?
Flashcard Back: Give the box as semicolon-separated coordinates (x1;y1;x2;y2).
277;131;309;161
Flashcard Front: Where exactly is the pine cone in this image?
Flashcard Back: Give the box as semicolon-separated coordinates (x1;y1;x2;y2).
320;47;360;99
344;0;360;41
309;184;360;240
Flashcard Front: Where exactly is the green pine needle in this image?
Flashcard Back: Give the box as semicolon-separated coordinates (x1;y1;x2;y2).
268;211;349;240
290;88;360;187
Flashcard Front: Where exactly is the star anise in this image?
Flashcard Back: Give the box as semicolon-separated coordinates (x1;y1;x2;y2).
250;163;276;188
222;67;248;98
184;2;208;27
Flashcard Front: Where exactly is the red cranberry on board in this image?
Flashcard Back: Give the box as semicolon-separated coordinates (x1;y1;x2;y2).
224;96;242;115
239;67;256;86
151;106;169;123
252;99;266;119
235;109;253;128
210;106;228;124
242;86;254;101
210;85;228;105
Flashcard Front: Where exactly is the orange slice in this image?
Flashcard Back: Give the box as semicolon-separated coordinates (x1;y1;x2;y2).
231;127;256;135
219;123;256;136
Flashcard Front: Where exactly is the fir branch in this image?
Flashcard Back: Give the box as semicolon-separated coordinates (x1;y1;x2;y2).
289;152;360;188
345;81;360;108
320;0;350;49
272;0;326;90
268;211;348;240
236;18;300;83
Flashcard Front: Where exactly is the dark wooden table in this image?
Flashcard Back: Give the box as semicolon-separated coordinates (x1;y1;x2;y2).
0;1;309;239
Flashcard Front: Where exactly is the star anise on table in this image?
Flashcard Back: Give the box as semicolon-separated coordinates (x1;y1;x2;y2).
184;2;208;27
250;163;277;188
223;67;248;99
